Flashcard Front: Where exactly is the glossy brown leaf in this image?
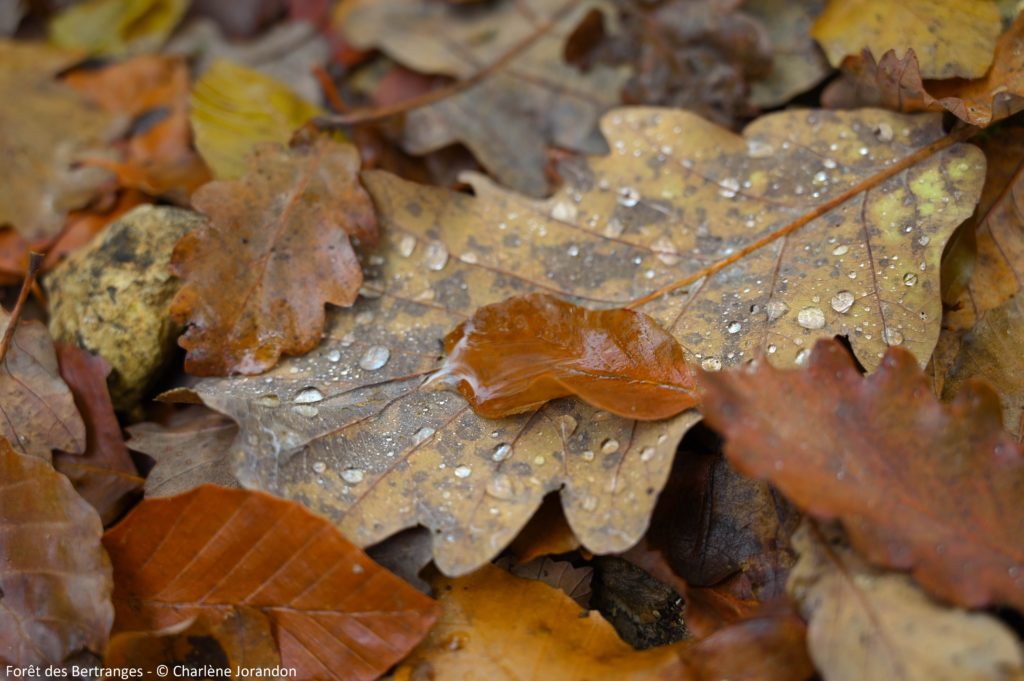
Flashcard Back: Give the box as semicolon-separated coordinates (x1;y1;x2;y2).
0;438;113;666
0;308;86;460
103;485;439;681
169;136;378;376
437;293;699;420
700;338;1024;610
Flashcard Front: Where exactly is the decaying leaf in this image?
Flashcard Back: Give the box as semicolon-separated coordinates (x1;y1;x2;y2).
191;106;982;576
169;136;378;376
0;308;85;460
811;0;1002;80
127;406;239;497
789;523;1024;681
48;0;189;56
394;564;813;681
436;292;698;420
746;0;829;109
700;338;1024;610
338;0;629;196
103;485;439;681
189;59;325;179
0;41;115;241
0;438;113;667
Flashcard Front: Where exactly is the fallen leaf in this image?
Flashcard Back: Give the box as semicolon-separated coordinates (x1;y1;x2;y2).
103;485;440;681
0;41;115;241
126;407;239;497
508;494;581;563
811;0;1001;80
788;522;1024;681
0;308;85;460
746;0;830;109
189;59;325;179
435;292;699;420
591;555;688;649
338;0;629;196
52;344;142;524
394;564;813;681
0;0;23;36
169;136;378;376
505;556;593;608
191;107;983;576
48;0;189;56
700;338;1024;610
0;438;113;666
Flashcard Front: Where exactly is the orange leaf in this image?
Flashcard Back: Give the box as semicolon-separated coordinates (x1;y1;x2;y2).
103;485;439;681
435;293;699;420
169;136;378;375
699;338;1024;610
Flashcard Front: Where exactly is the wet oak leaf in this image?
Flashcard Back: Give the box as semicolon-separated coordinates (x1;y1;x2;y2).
788;523;1024;681
169;136;378;376
103;485;439;681
338;0;629;196
0;41;116;241
437;292;699;420
191;107;981;576
700;339;1024;610
811;0;1001;80
0;438;114;667
0;308;86;460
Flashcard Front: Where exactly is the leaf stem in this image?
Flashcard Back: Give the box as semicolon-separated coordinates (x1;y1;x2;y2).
0;252;43;364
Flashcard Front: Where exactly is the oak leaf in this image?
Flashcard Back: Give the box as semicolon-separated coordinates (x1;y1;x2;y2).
811;0;1001;80
0;438;113;666
103;485;439;681
48;0;189;56
169;136;378;376
788;523;1024;681
190;107;982;575
700;338;1024;610
338;0;629;196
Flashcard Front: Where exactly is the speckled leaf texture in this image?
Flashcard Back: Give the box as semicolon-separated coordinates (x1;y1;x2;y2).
193;107;985;576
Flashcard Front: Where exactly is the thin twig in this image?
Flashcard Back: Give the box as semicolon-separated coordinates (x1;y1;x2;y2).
312;0;582;129
0;252;43;364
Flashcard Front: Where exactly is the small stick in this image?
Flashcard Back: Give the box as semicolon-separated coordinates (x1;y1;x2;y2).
0;252;43;364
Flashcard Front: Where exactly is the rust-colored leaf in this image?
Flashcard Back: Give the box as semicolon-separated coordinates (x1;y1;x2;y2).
0;308;86;460
103;485;439;681
0;438;113;666
436;293;698;420
169;136;378;376
700;338;1024;610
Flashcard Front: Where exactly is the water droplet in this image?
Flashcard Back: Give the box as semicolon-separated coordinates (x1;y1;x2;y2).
581;450;595;461
601;438;620;454
832;244;849;256
617;187;640;207
342;468;365;484
292;405;319;417
702;357;723;371
398;234;416;258
352;563;364;574
492;443;511;462
413;427;435;445
858;146;869;156
256;394;280;407
718;177;739;198
359;345;390;371
902;272;918;286
326;349;341;362
652;236;680;265
640;446;655;462
874;122;893;142
797;307;826;329
726;321;741;334
566;244;580;257
918;235;930;246
831;291;855;314
454;465;472;478
533;454;546;465
581;495;598;511
551;199;577;222
486;474;514;499
823;158;837;169
423;240;449;271
883;327;904;346
795;348;810;365
294;387;324;404
813;170;828;185
312;461;326;474
767;343;777;354
766;300;789;321
604;218;625;238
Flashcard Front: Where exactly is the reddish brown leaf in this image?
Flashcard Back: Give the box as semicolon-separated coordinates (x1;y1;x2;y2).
0;438;113;666
435;293;699;420
699;339;1024;610
170;136;378;375
103;485;439;681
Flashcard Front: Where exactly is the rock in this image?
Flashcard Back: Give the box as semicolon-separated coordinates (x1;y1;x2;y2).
46;205;204;410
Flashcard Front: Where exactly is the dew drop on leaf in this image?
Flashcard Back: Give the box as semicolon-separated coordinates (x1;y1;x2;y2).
359;345;390;371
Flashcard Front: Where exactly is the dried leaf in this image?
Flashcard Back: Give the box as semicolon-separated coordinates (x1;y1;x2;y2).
508;494;581;563
505;556;593;608
436;292;698;420
747;0;829;109
169;136;378;376
189;59;325;179
192;107;983;576
48;0;189;56
0;438;113;666
127;407;239;497
103;485;439;681
0;308;86;460
700;338;1024;610
0;41;115;241
789;523;1024;681
811;0;1001;80
394;564;813;681
338;0;628;196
